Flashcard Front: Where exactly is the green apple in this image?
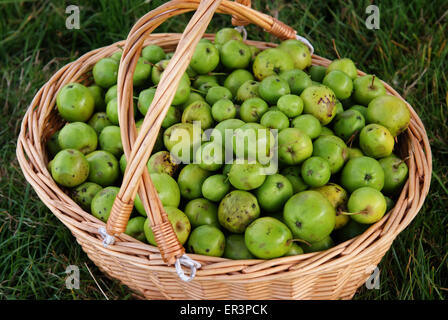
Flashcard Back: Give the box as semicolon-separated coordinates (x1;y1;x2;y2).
56;83;94;122
353;75;386;106
300;85;338;125
277;39;312;70
367;95;410;137
322;70;353;100
326;58;357;80
347;187;387;224
359;124;394;158
252;48;294;80
125;216;146;242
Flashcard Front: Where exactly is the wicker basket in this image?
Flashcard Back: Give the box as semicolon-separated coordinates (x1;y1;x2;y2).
16;0;432;300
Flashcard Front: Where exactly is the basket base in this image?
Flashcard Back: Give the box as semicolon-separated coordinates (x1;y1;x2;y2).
80;235;388;300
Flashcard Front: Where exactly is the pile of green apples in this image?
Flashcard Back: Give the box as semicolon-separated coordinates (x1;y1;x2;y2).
47;27;410;259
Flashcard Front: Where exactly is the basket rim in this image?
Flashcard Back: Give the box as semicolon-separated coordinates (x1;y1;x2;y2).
16;33;432;284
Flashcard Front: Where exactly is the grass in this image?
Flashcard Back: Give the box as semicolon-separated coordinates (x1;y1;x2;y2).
0;0;447;300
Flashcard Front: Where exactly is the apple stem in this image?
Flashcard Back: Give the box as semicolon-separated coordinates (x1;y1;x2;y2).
338;210;356;216
332;39;341;60
369;75;376;89
393;157;408;169
394;160;403;169
346;131;359;148
208;72;227;76
190;87;206;95
290;238;312;247
338;209;369;216
336;207;347;216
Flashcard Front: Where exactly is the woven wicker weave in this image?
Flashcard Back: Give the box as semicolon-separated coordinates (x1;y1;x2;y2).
16;0;431;300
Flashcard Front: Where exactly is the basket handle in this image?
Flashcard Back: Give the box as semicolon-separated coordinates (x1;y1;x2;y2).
231;0;251;26
105;0;310;267
229;0;314;53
